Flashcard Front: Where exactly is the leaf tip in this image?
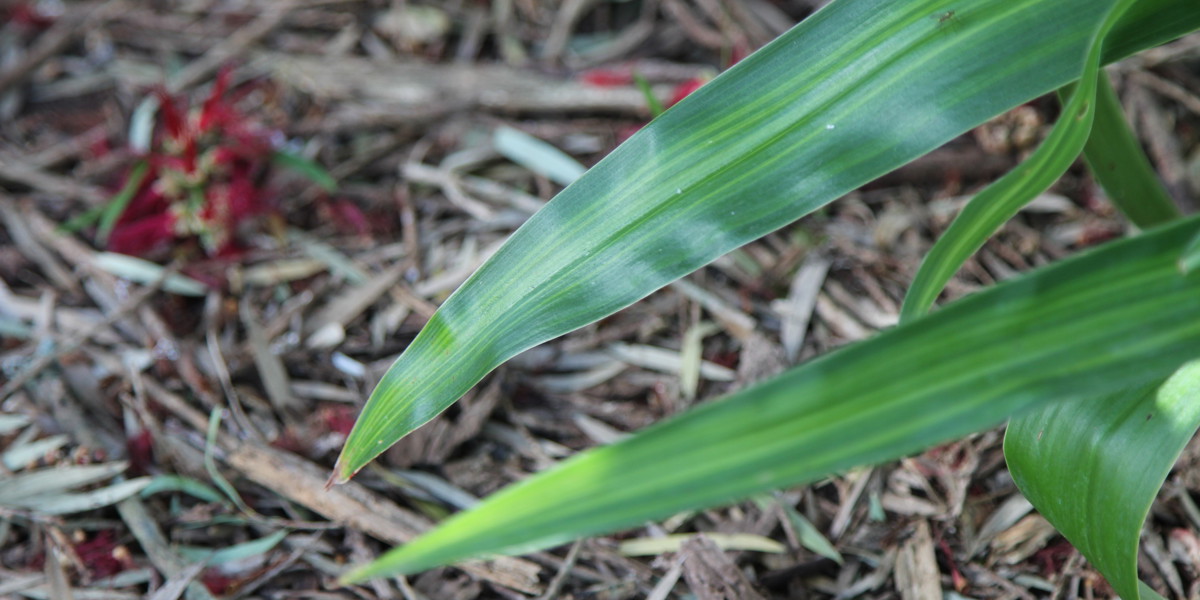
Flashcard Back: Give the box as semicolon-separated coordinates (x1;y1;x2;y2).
327;456;355;488
336;564;370;586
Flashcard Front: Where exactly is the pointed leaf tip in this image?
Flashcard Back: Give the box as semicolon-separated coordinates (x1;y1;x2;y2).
327;455;355;488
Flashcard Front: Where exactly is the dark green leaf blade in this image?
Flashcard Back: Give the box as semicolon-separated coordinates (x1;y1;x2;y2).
1079;70;1179;229
899;0;1131;321
1005;361;1200;600
334;0;1200;482
341;215;1200;581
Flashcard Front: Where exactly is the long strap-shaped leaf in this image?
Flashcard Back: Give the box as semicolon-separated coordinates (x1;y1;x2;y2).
1080;70;1179;229
1005;362;1200;600
341;216;1200;581
333;0;1200;481
899;0;1132;322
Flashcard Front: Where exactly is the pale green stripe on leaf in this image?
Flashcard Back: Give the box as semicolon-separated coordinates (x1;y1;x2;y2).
335;0;1200;482
340;216;1200;582
1005;361;1200;600
900;0;1133;322
1180;231;1200;274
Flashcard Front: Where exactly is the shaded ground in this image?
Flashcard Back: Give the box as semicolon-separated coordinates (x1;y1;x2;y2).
2;1;1200;599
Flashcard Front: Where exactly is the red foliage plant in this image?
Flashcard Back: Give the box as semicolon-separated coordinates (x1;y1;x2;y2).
108;69;278;259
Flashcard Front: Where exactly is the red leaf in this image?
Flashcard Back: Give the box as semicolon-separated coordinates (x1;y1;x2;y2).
126;430;154;475
668;78;707;107
107;213;176;257
74;531;131;579
580;67;633;87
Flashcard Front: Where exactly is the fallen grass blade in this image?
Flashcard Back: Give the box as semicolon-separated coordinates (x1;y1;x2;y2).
94;253;208;297
138;475;227;505
0;414;30;435
1005;361;1200;600
334;0;1200;482
492;126;587;187
899;0;1131;322
177;529;290;565
2;435;69;470
619;533;785;556
17;478;153;515
778;498;843;564
0;462;130;504
341;215;1200;581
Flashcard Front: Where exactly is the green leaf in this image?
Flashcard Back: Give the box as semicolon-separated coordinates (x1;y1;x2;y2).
139;474;228;505
633;73;665;118
1004;361;1200;600
59;160;149;237
779;498;843;564
899;0;1131;322
341;215;1200;581
1078;69;1179;229
272;150;337;192
335;0;1200;483
97;161;150;243
177;529;290;565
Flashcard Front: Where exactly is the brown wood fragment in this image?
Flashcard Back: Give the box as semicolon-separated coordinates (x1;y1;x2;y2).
255;52;661;115
386;378;503;468
894;520;943;600
225;439;543;594
680;535;766;600
139;374;543;594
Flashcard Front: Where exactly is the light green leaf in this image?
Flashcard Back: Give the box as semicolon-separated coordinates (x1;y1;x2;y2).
899;0;1131;322
94;252;209;297
0;462;130;505
288;230;370;285
1005;361;1200;600
492;126;587;187
16;477;153;515
619;533;785;556
334;0;1200;482
341;215;1200;581
1180;231;1200;274
177;529;289;565
0;414;30;434
2;434;69;470
139;474;228;505
128;95;160;155
779;499;843;564
0;317;31;339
